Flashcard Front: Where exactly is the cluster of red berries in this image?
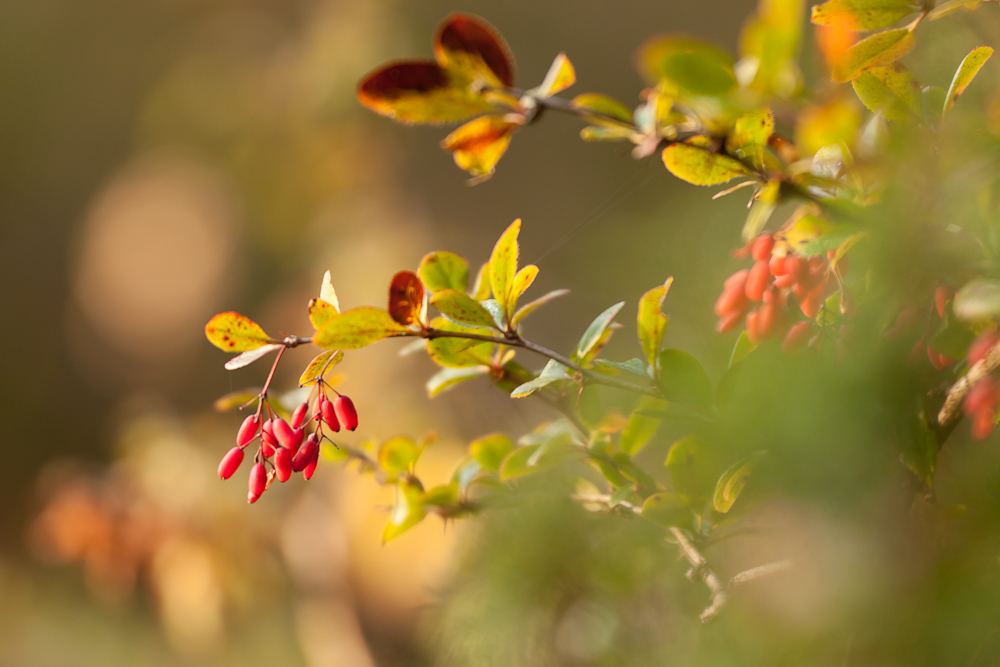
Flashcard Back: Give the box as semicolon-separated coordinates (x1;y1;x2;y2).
886;286;957;369
217;388;359;503
714;233;849;352
963;332;1000;440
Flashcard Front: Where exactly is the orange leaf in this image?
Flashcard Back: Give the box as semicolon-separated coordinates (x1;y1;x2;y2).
388;271;427;327
357;60;498;124
434;14;514;88
441;115;522;179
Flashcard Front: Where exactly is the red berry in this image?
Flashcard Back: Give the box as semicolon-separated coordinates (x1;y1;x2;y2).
248;491;260;504
274;447;293;482
248;463;267;500
786;255;807;285
289;427;305;453
972;410;995;440
334;396;359;432
782;321;812;353
293;436;319;472
757;302;785;340
218;447;245;480
752;234;775;262
746;310;762;345
313;394;325;419
291;402;309;429
927;345;946;371
273;418;296;450
261;420;277;447
716;310;743;333
236;415;259;448
769;254;789;277
303;451;319;480
320;400;340;432
964;378;1000;416
935;286;953;319
724;269;750;290
968;333;1000;366
745;260;772;302
773;273;796;289
799;293;822;319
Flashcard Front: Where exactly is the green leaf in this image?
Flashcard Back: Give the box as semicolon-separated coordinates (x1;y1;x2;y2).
426;366;490;397
314;307;410;350
635;37;736;97
928;0;985;21
510;359;573;398
382;481;425;543
666;436;718;503
944;46;993;115
469;433;516;472
657;349;713;412
512;289;571;326
713;452;765;513
742;179;780;242
641;493;694;529
421;483;459;507
499;441;581;481
729;331;756;368
608;484;636;508
594;358;650;378
662;143;750;186
832;28;916;84
489;219;521;319
223;343;283;371
620;398;663;456
727;108;775;169
321;442;349;463
851;63;920;121
205;312;274;352
431;289;500;329
299;349;345;386
578;301;625;359
930;309;976;360
638;279;673;374
570;93;635;125
451;457;482;492
810;0;920;30
425;317;494;368
419;250;469;293
378;436;422;475
954;279;1000;321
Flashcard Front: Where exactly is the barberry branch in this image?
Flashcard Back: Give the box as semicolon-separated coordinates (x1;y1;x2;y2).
938;340;1000;425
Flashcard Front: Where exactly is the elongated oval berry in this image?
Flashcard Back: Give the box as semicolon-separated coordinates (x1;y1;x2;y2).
968;332;1000;366
927;345;947;371
773;273;796;289
303;449;319;480
746;310;762;345
273;418;296;449
292;436;319;472
248;463;267;500
320;400;340;432
313;394;325;419
782;321;812;353
769;254;789;277
757;302;785;340
291;402;309;429
935;286;953;318
274;447;293;482
964;378;1000;416
786;255;807;285
289;427;305;453
751;234;774;262
261;420;277;447
799;293;821;319
745;260;772;302
218;447;245;480
715;285;749;318
972;410;995;440
724;269;749;290
716;310;743;334
237;415;259;448
334;396;359;431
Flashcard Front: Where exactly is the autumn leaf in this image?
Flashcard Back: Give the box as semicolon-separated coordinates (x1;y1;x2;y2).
662;143;750;186
832;27;916;83
205;312;274;352
388;271;426;327
314;307;410;350
441;115;523;180
944;46;993;115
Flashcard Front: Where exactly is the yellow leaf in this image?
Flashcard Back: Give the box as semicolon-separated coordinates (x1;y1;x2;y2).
356;61;499;125
441;115;522;179
662;143;750;186
299;349;345;386
637;278;673;372
944;46;994;115
509;265;538;313
319;271;340;313
431;289;499;329
309;298;338;331
205;312;274;352
534;53;575;97
489;219;521;320
313;307;410;350
433;14;515;88
832;27;916;84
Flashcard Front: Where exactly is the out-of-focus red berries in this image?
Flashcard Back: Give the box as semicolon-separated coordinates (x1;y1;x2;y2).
968;332;1000;366
745;260;771;302
715;310;743;333
769;254;789;277
290;402;309;429
237;415;259;448
248;463;267;502
334;396;359;432
752;234;774;262
303;454;318;480
964;377;1000;440
218;447;245;480
935;286;954;319
927;345;954;371
782;321;812;353
274;447;293;482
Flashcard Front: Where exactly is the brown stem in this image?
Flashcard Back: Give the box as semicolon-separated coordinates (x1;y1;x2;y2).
938;341;1000;426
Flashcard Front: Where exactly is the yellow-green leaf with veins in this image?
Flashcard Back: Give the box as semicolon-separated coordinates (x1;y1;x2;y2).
299;349;344;386
811;0;920;31
309;298;338;330
471;263;491;301
419;251;469;293
425;317;494;368
832;28;916;83
727;108;774;169
944;46;994;115
205;312;274;352
509;265;538;314
490;219;521;319
313;307;409;350
662;143;750;186
431;289;499;329
852;63;920;121
638;278;673;373
570;93;634;126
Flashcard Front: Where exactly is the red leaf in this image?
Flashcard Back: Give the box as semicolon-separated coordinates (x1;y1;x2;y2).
434;14;515;87
388;271;426;327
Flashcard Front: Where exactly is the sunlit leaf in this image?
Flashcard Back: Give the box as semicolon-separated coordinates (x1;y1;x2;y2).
578;301;625;359
427;366;491;397
509;265;538;312
383;481;426;543
321;443;349;463
635;36;736;97
469;433;515;472
811;0;920;30
479;299;507;329
313;307;410;350
431;289;499;329
727;108;774;169
641;492;694;528
319;271;340;313
637;279;673;373
419;251;469;293
213;389;259;412
425;317;494;368
620;397;664;456
943;46;993;115
657;349;713;412
738;0;805;97
422;483;459;507
299;349;345;386
510;359;573;398
532;53;576;97
512;288;570;326
570;93;634;125
489;218;521;319
434;13;515;88
580;126;635;142
927;0;986;20
309;298;338;331
223;343;282;371
713;452;765;513
470;262;492;301
852;63;920;121
357;61;498;124
832;27;916;83
795;96;861;156
388;271;426;327
662;143;750;186
379;436;422;475
441;115;522;180
205;312;274;353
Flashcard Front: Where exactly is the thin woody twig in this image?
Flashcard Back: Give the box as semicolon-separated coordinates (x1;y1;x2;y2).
938;341;1000;425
